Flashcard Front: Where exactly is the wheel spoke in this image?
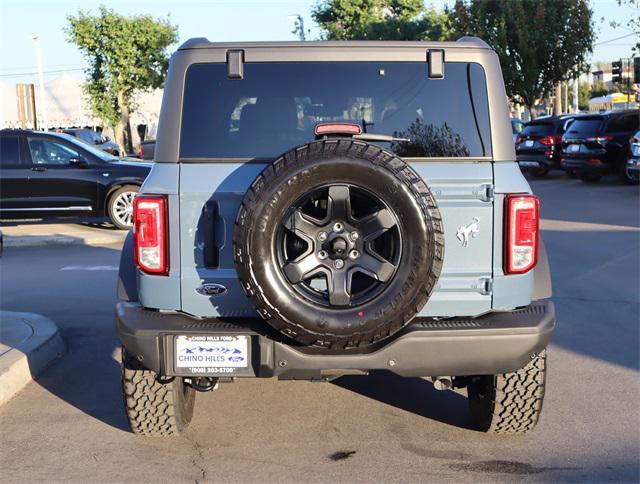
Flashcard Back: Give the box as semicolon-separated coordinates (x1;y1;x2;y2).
327;185;351;221
357;253;396;282
327;269;351;306
283;254;322;284
283;209;320;240
358;208;396;240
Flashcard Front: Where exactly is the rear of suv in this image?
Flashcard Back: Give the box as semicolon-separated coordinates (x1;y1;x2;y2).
116;38;555;436
516;115;580;177
561;110;639;184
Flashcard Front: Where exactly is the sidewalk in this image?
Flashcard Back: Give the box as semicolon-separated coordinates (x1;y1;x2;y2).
1;221;128;248
0;311;65;405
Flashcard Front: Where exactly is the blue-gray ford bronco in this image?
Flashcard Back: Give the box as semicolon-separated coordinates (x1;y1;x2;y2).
116;37;555;436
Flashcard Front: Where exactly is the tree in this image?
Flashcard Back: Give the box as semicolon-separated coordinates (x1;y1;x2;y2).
610;0;640;54
312;0;450;41
591;80;609;98
66;7;177;153
448;0;595;118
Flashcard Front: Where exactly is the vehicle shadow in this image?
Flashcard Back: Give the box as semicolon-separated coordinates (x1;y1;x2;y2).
333;371;476;430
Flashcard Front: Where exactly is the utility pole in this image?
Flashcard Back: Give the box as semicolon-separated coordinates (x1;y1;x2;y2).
29;34;48;132
572;78;579;113
288;14;306;41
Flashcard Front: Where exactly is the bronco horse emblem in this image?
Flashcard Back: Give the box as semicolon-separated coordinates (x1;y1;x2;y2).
456;217;480;247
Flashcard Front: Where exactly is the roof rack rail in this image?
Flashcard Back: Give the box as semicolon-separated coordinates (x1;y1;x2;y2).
456;36;490;49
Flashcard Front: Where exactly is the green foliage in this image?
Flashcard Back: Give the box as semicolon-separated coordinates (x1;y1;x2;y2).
568;81;594;110
312;0;450;40
448;0;595;115
591;80;609;98
611;0;640;54
65;6;177;128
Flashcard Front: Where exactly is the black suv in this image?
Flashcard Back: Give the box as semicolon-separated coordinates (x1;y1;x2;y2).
561;109;639;184
516;114;581;176
0;130;151;229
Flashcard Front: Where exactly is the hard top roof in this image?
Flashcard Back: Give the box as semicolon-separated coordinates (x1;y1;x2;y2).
178;36;490;51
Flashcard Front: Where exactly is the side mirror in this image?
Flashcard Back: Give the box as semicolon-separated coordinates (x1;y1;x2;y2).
69;156;89;168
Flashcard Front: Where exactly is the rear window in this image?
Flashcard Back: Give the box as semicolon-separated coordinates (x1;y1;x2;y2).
565;118;603;138
180;62;492;159
521;122;555;136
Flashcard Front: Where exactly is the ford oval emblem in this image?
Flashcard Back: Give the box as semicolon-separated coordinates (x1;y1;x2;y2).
196;283;228;296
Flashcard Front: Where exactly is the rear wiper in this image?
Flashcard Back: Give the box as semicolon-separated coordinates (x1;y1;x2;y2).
353;133;411;143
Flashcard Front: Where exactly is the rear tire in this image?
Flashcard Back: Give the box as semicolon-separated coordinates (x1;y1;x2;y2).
578;172;601;183
108;185;139;230
533;164;550;177
121;348;196;436
467;349;547;434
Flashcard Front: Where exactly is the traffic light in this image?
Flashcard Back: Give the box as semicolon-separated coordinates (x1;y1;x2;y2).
634;58;640;84
612;60;623;84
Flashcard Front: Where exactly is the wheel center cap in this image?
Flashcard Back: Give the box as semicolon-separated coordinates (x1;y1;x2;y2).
330;237;348;256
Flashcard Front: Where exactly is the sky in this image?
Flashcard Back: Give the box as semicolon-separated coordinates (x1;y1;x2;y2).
0;0;637;85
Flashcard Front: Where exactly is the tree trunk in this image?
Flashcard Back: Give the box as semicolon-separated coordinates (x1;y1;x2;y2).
116;89;133;156
553;82;562;115
528;102;537;120
114;120;126;156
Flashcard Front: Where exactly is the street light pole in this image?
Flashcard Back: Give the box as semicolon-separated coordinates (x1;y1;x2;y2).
29;34;48;131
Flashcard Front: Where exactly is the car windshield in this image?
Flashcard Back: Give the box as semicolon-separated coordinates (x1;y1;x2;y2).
521;122;555;136
48;132;119;161
565;118;603;138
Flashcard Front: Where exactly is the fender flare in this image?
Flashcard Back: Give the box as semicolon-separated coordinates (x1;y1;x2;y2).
532;240;552;300
117;232;139;302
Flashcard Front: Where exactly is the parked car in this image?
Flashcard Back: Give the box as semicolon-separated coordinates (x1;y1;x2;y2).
626;130;640;184
511;118;524;143
0;129;151;229
516;114;582;177
116;37;554;437
139;139;156;160
561;109;639;183
61;128;121;156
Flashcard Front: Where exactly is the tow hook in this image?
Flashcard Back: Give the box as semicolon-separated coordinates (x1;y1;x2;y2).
184;377;218;392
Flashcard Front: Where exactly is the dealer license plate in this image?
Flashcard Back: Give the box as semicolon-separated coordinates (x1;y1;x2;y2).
175;335;250;375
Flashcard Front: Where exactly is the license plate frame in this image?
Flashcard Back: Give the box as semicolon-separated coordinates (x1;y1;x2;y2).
173;335;253;376
524;140;534;148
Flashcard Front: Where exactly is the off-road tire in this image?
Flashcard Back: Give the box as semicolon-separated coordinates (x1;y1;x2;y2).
108;185;139;230
121;347;196;436
234;139;444;349
467;349;547;434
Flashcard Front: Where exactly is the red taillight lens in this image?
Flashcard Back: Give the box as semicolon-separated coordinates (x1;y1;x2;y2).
539;135;560;146
139;144;143;158
504;195;539;275
314;122;362;136
133;195;168;275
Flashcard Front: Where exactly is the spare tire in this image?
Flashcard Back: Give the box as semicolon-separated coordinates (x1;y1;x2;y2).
233;139;444;349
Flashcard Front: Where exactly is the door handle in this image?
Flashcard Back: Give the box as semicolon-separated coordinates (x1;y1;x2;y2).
31;166;47;172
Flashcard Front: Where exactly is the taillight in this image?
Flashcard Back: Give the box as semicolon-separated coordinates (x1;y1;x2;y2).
314;122;362;136
138;144;143;158
539;135;560;146
504;195;539;275
133;195;168;275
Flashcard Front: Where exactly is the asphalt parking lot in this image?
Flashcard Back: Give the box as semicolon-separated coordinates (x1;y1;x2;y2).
0;172;638;483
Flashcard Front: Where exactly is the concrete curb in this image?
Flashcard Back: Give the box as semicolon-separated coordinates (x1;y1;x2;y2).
0;311;65;405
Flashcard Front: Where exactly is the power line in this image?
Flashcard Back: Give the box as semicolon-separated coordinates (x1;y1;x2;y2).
594;32;639;46
0;68;84;78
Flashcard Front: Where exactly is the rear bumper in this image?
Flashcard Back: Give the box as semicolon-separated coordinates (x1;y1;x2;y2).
116;300;555;379
561;155;608;174
516;153;556;170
